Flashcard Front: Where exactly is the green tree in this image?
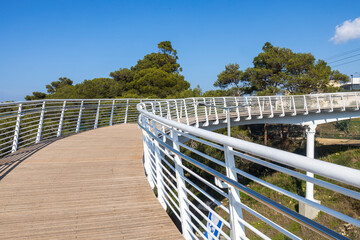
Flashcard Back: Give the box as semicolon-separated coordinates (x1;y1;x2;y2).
130;68;189;98
25;41;191;100
214;63;252;95
46;77;73;94
215;42;349;96
25;92;47;101
110;41;189;98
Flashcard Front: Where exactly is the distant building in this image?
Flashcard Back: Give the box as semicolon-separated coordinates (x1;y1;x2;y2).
341;76;360;91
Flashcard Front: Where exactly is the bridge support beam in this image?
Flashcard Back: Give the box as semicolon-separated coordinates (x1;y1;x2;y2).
299;124;320;219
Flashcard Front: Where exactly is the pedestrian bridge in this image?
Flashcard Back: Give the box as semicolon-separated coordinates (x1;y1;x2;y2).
0;92;360;239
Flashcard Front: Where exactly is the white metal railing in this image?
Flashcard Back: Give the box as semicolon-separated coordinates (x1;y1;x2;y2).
1;92;360;239
0;99;144;157
137;92;360;240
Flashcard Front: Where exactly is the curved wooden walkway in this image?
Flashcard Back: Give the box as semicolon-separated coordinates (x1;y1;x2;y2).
0;124;182;240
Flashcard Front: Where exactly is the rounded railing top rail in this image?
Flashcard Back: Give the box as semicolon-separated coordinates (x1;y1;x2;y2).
2;90;360;106
137;102;360;188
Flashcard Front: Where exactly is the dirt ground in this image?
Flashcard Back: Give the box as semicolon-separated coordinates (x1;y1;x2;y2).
316;137;360;145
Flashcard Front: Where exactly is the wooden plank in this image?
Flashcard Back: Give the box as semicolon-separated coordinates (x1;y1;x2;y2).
0;124;183;240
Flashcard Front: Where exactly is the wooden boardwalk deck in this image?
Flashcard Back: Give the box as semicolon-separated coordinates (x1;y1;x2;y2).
0;124;183;240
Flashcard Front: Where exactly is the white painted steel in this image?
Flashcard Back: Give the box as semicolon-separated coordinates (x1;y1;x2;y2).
137;93;360;240
2;92;360;239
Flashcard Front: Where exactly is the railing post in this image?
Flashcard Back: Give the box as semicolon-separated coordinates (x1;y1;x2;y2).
124;99;129;123
213;97;219;124
11;104;22;153
57;101;66;137
109;100;115;126
166;101;171;120
152;121;167;210
341;94;346;111
142;116;155;189
269;96;274;118
224;145;246;239
303;96;308;115
235;97;240;121
329;94;334;112
183;99;189;125
223;97;227;115
245;97;251;120
355;93;359;110
94;100;101;129
193;98;199;127
174;100;180;122
280;96;285;117
171;129;192;239
257;97;263;119
76;100;84;133
291;96;297;116
35;101;46;143
316;95;321;113
262;97;265;111
203;98;209;126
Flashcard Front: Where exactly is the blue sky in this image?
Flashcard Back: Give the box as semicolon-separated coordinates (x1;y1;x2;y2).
1;0;360;101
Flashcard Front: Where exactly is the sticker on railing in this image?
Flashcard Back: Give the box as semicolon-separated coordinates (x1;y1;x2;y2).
204;211;223;240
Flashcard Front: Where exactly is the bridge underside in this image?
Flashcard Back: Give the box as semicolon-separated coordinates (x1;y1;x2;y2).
0;124;182;240
193;107;360;132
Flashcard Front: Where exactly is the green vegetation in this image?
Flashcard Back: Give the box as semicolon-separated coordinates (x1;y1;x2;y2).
25;41;192;100
214;42;349;95
22;41;358;238
181;124;360;239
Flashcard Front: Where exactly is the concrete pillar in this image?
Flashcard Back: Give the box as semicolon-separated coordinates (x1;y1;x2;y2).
299;124;320;219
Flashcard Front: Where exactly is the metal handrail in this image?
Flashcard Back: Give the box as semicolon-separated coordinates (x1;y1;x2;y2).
137;92;360;240
138;121;349;240
1;92;360;239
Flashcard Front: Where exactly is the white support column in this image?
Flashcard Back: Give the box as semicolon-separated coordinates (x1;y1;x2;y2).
109;100;115;126
300;124;320;219
94;100;101;129
35;101;46;143
224;145;246;239
76;100;84;133
152;121;167;210
57;101;66;137
171;129;192;239
306;124;316;200
11;104;22;153
124;99;129;123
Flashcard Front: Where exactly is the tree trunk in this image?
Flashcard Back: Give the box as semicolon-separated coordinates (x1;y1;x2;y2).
247;125;252;135
264;123;268;145
280;124;284;139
